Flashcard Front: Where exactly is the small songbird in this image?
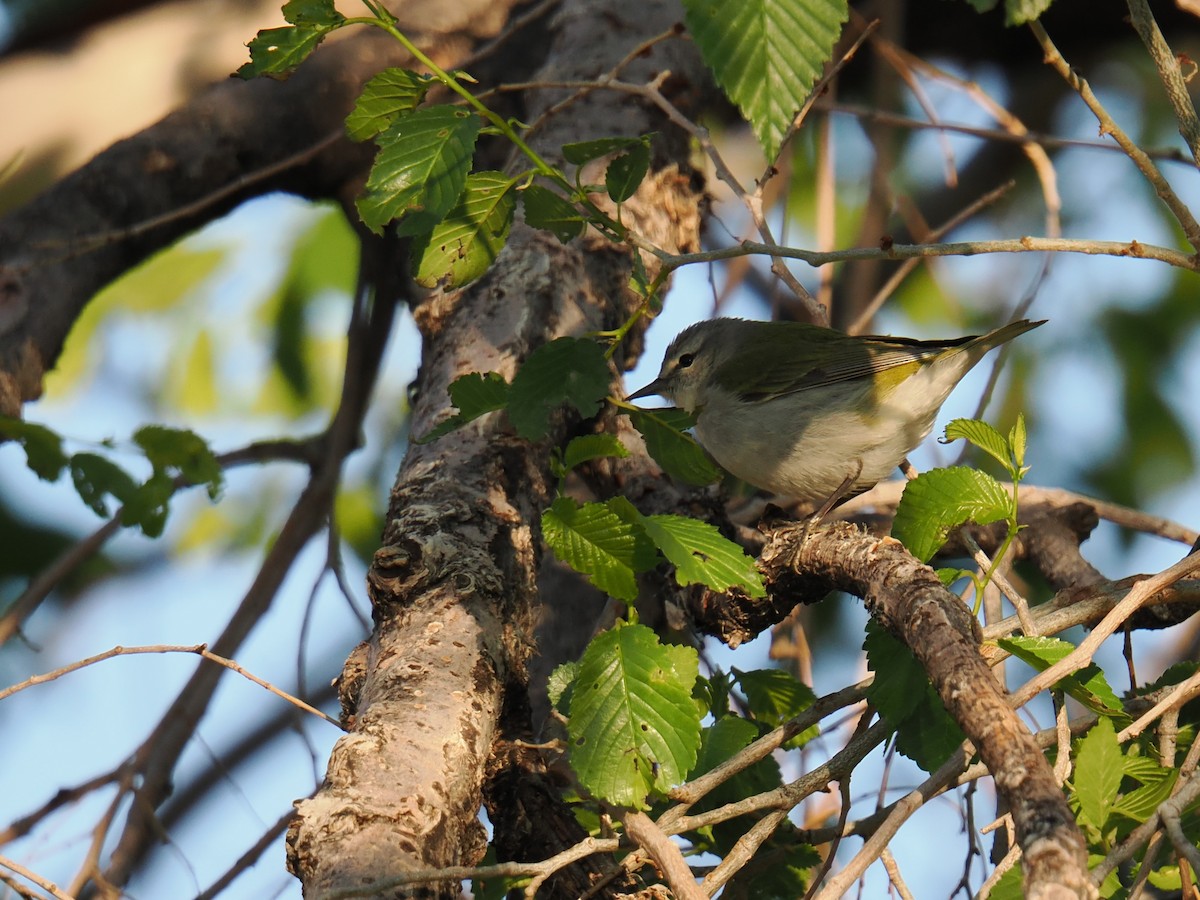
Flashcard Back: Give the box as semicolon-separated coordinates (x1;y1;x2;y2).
627;317;1043;507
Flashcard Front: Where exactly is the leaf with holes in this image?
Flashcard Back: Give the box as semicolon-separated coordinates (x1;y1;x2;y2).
567;622;700;808
357;106;482;235
411;172;516;288
641;514;765;597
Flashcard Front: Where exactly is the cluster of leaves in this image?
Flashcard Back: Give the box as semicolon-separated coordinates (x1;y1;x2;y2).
534;634;820;897
233;1;1200;894
860;418;1030;771
988;656;1199;898
237;1;682;294
0;419;222;537
410;334;762;602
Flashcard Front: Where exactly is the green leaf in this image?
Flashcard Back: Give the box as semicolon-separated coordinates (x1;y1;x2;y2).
641;514;766;597
1010;413;1027;468
541;497;657;602
734;667;818;747
357;106;482;235
411;171;515;289
864;621;965;772
997;636;1129;722
345;68;435;142
1147;865;1183;893
133;425;223;500
282;0;345;25
0;417;68;481
606;143;650;203
548;659;581;713
567;623;701;808
690;715;783;836
121;470;174;538
936;567;975;587
237;24;335;79
414;372;510;444
70;453;139;518
521;184;586;243
558;433;630;476
1005;0;1054;25
682;0;848;159
891;466;1012;562
507;338;610;441
942;418;1011;471
1073;716;1123;830
562;136;649;165
1111;766;1177;822
627;407;722;486
986;863;1023;900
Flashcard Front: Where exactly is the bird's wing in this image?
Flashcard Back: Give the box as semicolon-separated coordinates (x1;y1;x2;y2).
725;330;973;403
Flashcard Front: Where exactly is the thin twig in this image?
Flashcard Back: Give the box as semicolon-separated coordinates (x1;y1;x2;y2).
1119;668;1200;742
879;848;916;900
818;100;1197;164
664;234;1200;275
1012;551;1200;707
1030;20;1200;251
848;180;1018;334
0;855;74;900
0;644;343;728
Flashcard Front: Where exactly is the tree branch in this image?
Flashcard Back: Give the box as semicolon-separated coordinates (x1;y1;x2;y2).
758;521;1091;898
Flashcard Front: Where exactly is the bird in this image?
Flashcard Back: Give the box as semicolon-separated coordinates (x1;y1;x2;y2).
627;317;1043;510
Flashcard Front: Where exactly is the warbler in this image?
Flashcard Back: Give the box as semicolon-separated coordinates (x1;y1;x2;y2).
627;317;1043;506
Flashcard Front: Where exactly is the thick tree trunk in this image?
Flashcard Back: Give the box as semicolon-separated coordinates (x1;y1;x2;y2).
286;1;709;895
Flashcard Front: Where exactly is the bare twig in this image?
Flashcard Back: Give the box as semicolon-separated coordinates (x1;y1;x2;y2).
818;100;1198;165
848;180;1018;334
0;643;343;728
0;855;75;900
879;848;916;900
194;809;297;900
1119;668;1200;742
1030;20;1200;252
1012;551;1200;706
666;234;1200;274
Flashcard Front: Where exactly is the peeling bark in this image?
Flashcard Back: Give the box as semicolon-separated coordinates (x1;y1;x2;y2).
287;2;708;894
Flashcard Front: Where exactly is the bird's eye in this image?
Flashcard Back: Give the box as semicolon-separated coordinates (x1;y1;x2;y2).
677;352;695;369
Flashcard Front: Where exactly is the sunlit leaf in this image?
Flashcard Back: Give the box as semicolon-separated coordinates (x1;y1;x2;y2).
567;623;701;808
682;0;848;158
411;172;515;288
357;106;482;235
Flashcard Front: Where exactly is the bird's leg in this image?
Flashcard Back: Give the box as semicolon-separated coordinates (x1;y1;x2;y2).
811;460;864;523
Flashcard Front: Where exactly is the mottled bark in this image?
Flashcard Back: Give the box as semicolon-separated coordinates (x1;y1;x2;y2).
286;1;708;895
758;520;1092;899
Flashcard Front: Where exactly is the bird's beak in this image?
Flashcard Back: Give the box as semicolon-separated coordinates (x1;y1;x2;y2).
625;377;666;402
